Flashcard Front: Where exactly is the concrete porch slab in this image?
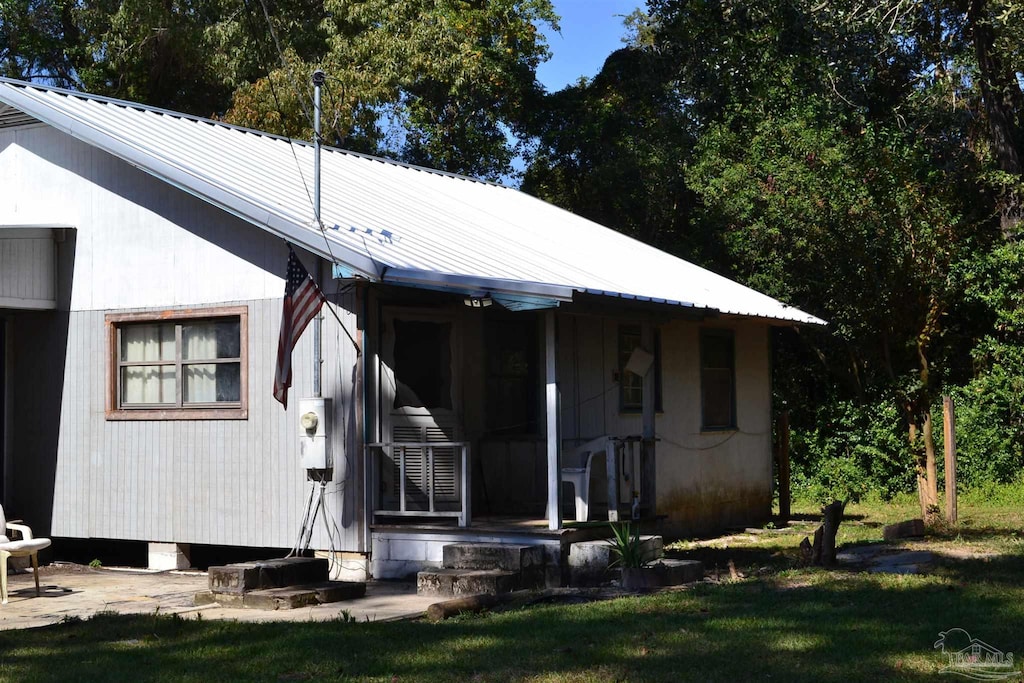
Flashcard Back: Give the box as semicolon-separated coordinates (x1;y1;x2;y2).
0;564;437;631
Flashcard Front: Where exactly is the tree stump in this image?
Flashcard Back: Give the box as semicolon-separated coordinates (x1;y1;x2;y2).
805;500;846;568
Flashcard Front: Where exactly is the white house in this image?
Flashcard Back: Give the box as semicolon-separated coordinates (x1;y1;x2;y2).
0;78;823;579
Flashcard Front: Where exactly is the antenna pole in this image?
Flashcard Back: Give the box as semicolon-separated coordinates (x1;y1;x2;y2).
312;69;325;398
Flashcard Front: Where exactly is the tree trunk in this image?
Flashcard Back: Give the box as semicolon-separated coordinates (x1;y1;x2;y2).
912;415;939;521
969;0;1024;238
810;500;845;567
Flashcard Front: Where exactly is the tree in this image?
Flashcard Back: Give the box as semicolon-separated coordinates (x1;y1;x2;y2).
227;0;558;180
0;0;80;86
522;45;698;259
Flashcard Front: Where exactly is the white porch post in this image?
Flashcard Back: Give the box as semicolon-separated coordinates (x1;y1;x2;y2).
545;309;562;530
641;320;657;514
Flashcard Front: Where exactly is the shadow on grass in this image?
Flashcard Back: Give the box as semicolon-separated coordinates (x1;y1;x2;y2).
7;567;1019;682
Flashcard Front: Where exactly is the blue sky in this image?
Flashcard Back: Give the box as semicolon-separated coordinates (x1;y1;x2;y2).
537;1;643;92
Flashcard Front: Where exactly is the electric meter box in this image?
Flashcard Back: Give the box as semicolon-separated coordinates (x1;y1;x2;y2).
298;397;331;470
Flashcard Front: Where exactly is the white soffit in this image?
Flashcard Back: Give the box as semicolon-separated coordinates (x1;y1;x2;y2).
0;78;825;325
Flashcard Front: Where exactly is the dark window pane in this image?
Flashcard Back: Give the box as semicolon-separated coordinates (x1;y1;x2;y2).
485;316;539;434
701;331;735;429
392;320;452;409
182;320;241;360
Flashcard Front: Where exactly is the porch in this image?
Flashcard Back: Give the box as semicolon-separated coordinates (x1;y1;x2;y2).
366;300;661;539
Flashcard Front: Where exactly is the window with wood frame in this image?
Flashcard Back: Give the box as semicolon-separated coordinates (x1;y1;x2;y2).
618;324;662;413
700;328;736;430
106;306;248;420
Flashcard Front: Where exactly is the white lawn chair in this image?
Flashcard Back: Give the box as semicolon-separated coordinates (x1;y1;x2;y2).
0;503;51;604
561;436;612;522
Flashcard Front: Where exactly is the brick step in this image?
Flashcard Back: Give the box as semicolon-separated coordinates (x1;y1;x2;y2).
207;557;329;593
417;568;518;597
196;580;366;610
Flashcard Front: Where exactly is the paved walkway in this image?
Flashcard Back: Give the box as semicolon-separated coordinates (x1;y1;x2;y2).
0;564;437;631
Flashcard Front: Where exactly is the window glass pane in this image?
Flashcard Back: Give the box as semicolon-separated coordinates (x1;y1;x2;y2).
701;331;735;428
121;324;174;362
182;321;240;360
485;317;539;434
702;369;733;427
392;320;452;409
121;366;175;404
184;363;240;403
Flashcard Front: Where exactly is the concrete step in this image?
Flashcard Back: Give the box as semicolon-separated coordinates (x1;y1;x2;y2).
568;535;664;587
417;568;518;597
207;557;330;593
441;543;546;588
197;580;367;610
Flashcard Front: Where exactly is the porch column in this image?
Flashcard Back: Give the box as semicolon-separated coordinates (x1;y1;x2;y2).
641;321;657;515
545;309;562;530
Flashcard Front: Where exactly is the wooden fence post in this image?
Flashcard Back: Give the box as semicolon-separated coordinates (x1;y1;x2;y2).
776;411;791;523
943;395;957;524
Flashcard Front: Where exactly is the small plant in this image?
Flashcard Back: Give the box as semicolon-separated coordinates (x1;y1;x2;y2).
607;521;648;569
89;558;102;569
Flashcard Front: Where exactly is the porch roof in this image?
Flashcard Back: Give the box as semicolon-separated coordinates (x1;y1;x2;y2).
0;78;824;326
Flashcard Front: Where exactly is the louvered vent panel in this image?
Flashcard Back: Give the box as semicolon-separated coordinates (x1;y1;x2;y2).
389;424;459;505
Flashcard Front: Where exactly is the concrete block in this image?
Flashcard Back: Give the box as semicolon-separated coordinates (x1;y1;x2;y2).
149;543;190;571
207;557;329;593
314;551;370;582
442;543;544;572
652;559;704;585
315;581;367;603
569;536;663;586
884;519;925;541
417;568;518;597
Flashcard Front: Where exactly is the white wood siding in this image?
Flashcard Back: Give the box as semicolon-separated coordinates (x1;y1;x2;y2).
46;295;363;550
0;230;55;309
1;125;288;311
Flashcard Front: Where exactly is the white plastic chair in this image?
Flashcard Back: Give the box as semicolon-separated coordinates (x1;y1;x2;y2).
0;503;51;604
561;436;611;522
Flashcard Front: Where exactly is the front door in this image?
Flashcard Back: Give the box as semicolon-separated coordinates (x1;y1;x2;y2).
379;308;463;510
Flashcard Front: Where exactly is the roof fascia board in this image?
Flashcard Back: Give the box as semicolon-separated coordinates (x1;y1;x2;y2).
378;267;574;302
0;84;381;280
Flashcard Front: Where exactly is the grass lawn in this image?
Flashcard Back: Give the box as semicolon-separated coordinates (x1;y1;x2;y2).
2;496;1022;682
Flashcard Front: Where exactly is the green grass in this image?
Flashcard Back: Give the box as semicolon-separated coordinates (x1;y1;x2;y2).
2;496;1023;682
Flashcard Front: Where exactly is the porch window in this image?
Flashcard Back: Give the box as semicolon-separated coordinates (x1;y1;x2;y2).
106;306;248;420
701;329;735;430
391;320;453;410
618;325;662;413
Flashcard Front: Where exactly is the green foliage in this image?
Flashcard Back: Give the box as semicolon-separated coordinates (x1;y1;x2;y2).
227;0;558;179
790;394;912;503
607;521;647;569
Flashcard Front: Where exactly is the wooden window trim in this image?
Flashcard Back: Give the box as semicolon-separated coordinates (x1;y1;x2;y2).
618;324;663;414
700;328;736;431
105;306;248;420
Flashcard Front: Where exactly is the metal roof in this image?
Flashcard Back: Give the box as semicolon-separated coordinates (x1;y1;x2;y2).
0;78;825;325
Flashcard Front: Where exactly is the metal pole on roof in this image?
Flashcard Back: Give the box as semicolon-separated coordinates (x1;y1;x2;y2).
312;69;325;398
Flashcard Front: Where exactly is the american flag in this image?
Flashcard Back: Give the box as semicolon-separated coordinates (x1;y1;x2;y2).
273;248;327;408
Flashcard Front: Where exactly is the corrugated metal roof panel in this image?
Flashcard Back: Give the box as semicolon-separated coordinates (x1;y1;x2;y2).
0;78;825;325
